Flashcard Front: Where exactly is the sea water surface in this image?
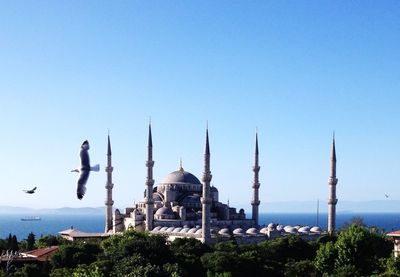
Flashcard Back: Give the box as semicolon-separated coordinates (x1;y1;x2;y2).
1;213;400;240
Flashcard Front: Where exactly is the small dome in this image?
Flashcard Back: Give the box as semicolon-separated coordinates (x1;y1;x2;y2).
284;226;297;234
298;226;310;233
218;228;231;235
188;228;198;234
155;207;174;216
246;228;258;235
211;228;220;235
259;227;269;234
211;186;218;192
173;227;182;233
160;168;201;185
152;226;162;232
166;227;175;232
233;228;244;235
195;229;202;234
310;226;322;233
267;223;277;229
180;227;190;233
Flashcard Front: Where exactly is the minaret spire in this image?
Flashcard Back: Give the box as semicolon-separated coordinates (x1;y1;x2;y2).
105;131;114;233
327;133;338;234
201;126;212;243
145;122;155;231
251;131;261;226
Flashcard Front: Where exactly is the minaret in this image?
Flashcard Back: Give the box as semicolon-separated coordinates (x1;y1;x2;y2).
105;132;114;233
251;131;261;226
201;127;212;243
144;123;155;231
327;133;338;234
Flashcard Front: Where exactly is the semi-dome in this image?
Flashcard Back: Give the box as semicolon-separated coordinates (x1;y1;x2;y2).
160;167;201;185
155;207;174;216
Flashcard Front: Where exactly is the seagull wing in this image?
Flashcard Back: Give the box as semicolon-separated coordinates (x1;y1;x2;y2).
77;169;90;200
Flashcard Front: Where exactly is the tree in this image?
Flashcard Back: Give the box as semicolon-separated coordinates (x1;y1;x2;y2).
50;243;101;269
284;260;316;276
13;264;42;277
36;235;64;248
101;230;171;266
72;264;105;277
334;224;391;276
170;237;210;277
8;235;19;252
26;232;35;251
314;241;337;274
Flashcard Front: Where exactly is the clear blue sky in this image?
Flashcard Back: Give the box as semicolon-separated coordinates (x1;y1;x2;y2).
0;1;399;211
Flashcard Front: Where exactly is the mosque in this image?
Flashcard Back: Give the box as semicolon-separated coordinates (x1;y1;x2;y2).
103;124;338;244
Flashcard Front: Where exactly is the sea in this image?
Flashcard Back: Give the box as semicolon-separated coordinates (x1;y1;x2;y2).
1;213;400;240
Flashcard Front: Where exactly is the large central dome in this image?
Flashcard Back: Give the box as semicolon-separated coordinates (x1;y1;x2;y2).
160;167;201;185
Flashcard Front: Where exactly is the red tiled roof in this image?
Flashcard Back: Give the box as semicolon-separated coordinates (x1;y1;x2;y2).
21;246;59;261
387;230;400;237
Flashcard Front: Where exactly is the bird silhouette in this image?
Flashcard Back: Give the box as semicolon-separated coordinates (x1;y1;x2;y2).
23;187;37;194
71;140;100;200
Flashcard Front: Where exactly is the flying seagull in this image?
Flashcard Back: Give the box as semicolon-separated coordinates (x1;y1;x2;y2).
71;140;100;200
385;194;389;198
23;187;37;194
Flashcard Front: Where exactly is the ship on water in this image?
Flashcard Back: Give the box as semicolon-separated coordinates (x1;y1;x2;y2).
20;216;41;221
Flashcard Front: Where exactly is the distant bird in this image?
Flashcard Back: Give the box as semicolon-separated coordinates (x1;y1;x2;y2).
23;187;37;194
385;194;389;198
71;140;100;200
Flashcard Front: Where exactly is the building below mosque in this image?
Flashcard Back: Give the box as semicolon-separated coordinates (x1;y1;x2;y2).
103;124;335;243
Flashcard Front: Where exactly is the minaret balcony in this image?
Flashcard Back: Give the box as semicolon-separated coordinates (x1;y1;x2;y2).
328;199;338;205
252;183;260;189
202;174;212;183
105;183;114;189
105;200;114;206
251;200;260;206
201;196;212;204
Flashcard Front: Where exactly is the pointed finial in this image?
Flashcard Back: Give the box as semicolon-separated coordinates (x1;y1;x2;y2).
331;131;336;162
148;122;153;148
107;129;112;155
205;124;210;155
255;129;259;155
179;157;184;172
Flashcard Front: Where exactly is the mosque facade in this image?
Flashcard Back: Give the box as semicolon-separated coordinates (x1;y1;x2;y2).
105;124;336;243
